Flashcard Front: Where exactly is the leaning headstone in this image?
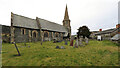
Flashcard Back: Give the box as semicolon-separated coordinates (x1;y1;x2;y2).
61;46;65;49
56;46;60;49
12;42;21;56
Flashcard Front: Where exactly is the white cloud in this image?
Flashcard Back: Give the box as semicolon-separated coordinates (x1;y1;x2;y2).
0;0;119;35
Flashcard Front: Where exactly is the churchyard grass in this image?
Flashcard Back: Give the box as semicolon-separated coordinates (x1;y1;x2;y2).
2;40;119;66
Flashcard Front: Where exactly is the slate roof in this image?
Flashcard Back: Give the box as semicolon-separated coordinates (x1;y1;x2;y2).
37;18;67;32
12;13;67;33
12;13;39;29
94;28;117;35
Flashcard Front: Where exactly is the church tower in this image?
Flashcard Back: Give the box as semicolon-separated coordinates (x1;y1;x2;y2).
63;4;71;38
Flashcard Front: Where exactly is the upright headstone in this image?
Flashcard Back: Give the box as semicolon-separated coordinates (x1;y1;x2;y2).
79;37;83;46
85;37;89;45
70;39;74;46
74;39;78;48
41;42;42;45
65;39;68;45
61;46;65;49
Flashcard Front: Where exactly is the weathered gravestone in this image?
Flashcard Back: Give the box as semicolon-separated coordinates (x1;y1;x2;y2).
53;39;56;43
70;39;74;46
64;39;68;45
79;38;83;46
28;46;31;48
74;39;78;48
56;46;60;49
61;46;65;49
85;37;89;45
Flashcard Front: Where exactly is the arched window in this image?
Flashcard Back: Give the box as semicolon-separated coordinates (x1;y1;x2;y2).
44;32;48;37
32;30;38;38
33;32;36;38
55;33;59;37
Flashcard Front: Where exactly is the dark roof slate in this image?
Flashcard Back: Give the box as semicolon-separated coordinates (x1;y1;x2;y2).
12;13;39;29
12;13;67;33
37;18;67;32
94;28;116;35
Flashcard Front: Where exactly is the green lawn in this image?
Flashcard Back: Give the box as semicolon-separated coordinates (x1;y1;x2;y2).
2;40;119;66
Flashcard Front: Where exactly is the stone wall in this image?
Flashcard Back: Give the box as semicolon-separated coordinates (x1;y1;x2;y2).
2;25;10;34
2;25;10;43
1;25;65;43
14;27;41;43
14;27;24;43
42;30;64;41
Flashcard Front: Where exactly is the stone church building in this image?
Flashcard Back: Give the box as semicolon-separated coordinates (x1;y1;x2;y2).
10;5;71;43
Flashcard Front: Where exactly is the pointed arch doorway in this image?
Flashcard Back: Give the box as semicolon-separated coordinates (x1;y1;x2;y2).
32;30;38;42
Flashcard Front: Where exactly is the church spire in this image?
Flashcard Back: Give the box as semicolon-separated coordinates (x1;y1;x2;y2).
64;4;69;20
63;4;71;39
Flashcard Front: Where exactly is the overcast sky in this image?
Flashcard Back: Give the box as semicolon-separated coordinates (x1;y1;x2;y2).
0;0;119;35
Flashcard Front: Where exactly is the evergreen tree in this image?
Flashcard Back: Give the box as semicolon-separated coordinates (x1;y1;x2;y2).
77;26;91;38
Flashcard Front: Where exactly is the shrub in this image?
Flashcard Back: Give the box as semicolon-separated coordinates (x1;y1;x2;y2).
2;34;10;43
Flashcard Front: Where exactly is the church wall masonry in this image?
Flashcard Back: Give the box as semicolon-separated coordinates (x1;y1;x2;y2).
10;13;69;43
1;25;10;43
13;26;41;43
